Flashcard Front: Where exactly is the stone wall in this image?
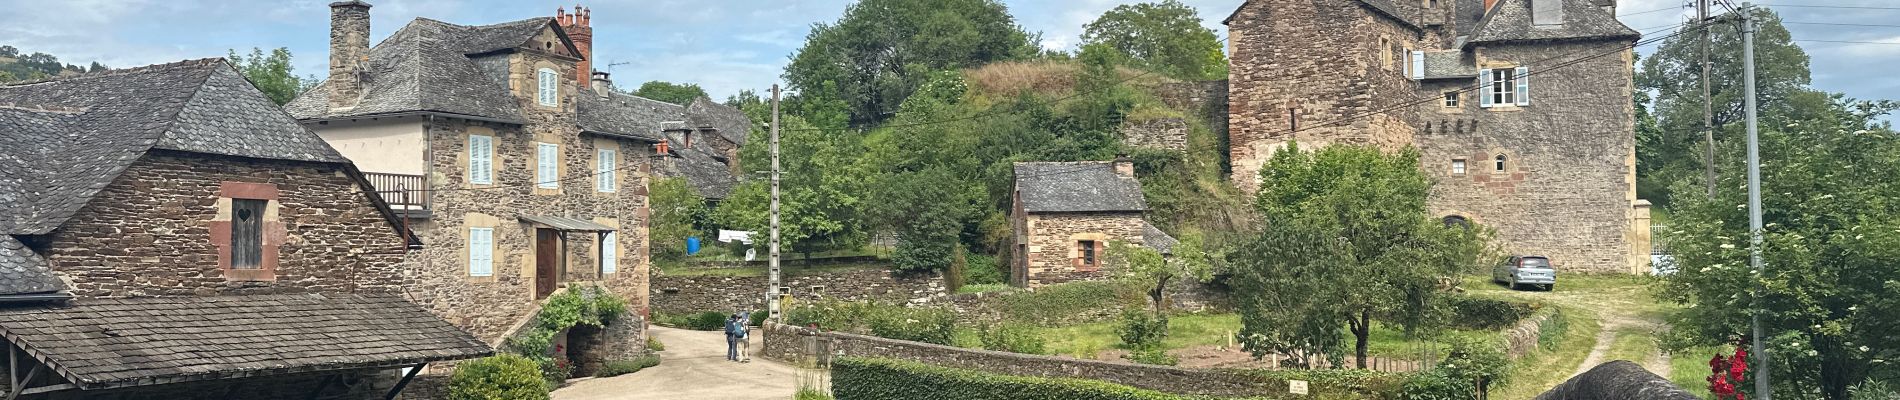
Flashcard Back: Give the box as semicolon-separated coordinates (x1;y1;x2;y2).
46;152;409;298
1414;40;1639;273
759;323;1280;398
650;269;946;314
1118;117;1190;152
1020;212;1147;287
401;43;653;343
1501;310;1557;358
567;314;649;377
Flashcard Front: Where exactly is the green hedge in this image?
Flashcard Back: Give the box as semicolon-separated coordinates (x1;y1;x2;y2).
991;280;1143;326
831;357;1228;400
448;355;550;400
1443;295;1537;330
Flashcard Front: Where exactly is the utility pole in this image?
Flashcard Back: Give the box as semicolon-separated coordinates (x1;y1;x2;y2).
767;84;783;323
1741;3;1770;398
1701;0;1717;198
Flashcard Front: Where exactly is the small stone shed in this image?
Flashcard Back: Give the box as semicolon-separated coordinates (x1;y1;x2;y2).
1009;157;1176;287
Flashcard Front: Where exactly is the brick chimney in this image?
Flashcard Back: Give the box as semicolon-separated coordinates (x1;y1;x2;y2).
558;4;594;84
1113;153;1135;177
328;1;371;111
1483;0;1499;13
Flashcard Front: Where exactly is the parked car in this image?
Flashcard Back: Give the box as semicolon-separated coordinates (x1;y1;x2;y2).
1493;255;1556;291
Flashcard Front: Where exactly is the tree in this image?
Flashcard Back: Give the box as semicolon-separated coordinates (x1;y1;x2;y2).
711;114;870;259
631;81;708;105
1659;90;1900;400
1636;9;1809;206
649;178;707;260
783;0;1037;126
1107;232;1214;315
227;47;305;105
1080;0;1227;81
1231;143;1489;369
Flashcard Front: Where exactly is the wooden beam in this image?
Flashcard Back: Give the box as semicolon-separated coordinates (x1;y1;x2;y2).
6;364;42;400
383;363;428;400
18;383;73;395
8;345;16;391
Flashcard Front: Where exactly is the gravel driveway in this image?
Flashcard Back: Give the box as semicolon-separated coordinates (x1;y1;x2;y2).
552;326;802;400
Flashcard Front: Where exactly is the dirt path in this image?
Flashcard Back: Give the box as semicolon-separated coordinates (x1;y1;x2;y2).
1475;277;1671;379
552;326;802;400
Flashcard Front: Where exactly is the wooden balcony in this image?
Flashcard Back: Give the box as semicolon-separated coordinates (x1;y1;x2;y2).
364;172;432;219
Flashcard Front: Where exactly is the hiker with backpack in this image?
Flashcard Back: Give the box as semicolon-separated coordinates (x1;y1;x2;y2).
724;313;743;362
733;312;752;362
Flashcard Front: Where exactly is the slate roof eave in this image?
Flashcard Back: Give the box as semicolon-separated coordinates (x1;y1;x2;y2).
1013;162;1148;213
1463;0;1640;46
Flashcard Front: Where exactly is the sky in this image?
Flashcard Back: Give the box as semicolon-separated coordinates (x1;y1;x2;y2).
1;0;1896;106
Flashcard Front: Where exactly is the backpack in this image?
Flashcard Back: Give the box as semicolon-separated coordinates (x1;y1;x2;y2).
735;323;749;339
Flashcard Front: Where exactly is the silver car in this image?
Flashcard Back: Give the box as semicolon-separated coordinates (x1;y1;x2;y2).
1493;255;1556;291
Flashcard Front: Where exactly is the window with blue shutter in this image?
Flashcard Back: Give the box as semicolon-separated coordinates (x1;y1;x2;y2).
601;231;618;274
597;149;617;193
469;227;494;277
1479;69;1494;108
537;68;558;106
468;135;493;184
1484;68;1517;107
537;142;559;189
1514;66;1531;106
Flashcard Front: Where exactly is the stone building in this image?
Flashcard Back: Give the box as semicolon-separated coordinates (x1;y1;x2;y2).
1223;0;1653;273
284;1;748;356
0;59;490;399
1010;157;1178;287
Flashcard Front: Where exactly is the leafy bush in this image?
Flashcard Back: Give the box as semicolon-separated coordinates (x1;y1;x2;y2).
785;300;881;331
1249;369;1408;399
1401;336;1509;400
993;280;1141;326
647;337;665;352
681;311;730;331
1442;296;1537;330
1125;348;1178;366
500;286;627;385
594;355;661;378
749;310;767;326
831;357;1208;400
867;306;958;345
1117;311;1170;350
448;355;550;400
956;283;1016;294
794;388;836;400
1536;309;1570;351
978;323;1046;354
963;253;1006;285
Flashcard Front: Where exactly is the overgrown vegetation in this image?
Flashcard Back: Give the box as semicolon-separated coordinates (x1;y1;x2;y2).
784;300;959;345
653;310;732;331
499;286;628;385
830;357;1220;400
1400;337;1510;400
989;280;1143;326
1442;296;1539;331
448;354;551;400
977;322;1047;354
594;355;661;378
648;178;707;260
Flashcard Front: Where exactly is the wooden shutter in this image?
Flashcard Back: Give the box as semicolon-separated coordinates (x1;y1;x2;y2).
469;136;493;184
537;142;559;188
231;199;266;269
538;69;557;106
597;149;616;192
601;231;618;274
1478;69;1494;108
469;228;494;277
1514;66;1531;106
1410;51;1425;80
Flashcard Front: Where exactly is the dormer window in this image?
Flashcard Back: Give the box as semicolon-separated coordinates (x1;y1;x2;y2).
537;68;559;107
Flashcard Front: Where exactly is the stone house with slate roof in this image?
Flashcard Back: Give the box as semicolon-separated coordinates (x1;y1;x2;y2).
1224;0;1654;273
0;58;490;399
284;1;749;357
1010;157;1177;287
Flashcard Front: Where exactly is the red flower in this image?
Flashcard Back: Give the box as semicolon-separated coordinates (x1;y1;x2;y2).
1710;354;1729;374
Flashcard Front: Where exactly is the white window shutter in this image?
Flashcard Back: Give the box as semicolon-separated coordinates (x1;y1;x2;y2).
1411;51;1425;80
537;143;559;188
537;69;557;106
469;228;493;277
1479;69;1494;108
597;149;616;192
1515;66;1531;106
601;232;618;274
469;136;492;184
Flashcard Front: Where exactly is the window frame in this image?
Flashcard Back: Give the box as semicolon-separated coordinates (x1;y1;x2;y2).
1495;154;1509;172
469;227;495;277
1452;159;1468;175
537;68;559;107
596;148;617;193
1443;91;1461;108
1077;240;1101;271
537;142;560;189
468;135;494;184
1488;68;1517;106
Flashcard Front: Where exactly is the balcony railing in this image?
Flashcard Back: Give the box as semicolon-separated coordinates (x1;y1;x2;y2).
364;172;430;217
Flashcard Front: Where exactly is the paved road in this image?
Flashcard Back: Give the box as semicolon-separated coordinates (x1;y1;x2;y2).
552;326;801;400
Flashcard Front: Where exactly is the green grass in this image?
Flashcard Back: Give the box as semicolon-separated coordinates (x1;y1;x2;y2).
1490;307;1604;400
1035;313;1498;361
955;283;1017;295
1669;345;1724;400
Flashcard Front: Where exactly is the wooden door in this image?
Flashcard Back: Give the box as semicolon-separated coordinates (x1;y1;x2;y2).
536;229;559;299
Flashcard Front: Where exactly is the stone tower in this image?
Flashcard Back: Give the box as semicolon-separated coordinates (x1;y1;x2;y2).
327;0;371;111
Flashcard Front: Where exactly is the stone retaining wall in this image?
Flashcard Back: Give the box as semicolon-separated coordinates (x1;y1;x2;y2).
759;322;1279;398
1502;309;1558;359
649;269;946;315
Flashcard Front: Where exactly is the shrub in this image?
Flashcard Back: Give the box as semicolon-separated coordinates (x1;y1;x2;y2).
794;388;836;400
749;310;767;327
448;355;550;400
647;337;665;352
500;286;627;385
978;323;1046;354
1443;296;1537;330
993;280;1142;326
1536;309;1570;351
963;253;1006;285
686;311;730;331
1401;336;1509;400
1125;348;1178;366
1250;369;1408;399
594;355;662;378
830;357;1204;400
1117;310;1169;350
867;307;958;345
785;300;880;331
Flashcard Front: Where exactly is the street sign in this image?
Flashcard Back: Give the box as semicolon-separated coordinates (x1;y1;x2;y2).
1289;380;1309;395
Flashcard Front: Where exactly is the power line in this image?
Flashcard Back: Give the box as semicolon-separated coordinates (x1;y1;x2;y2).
1620;5;1688;17
1759;3;1900;11
1783;21;1900;28
1795;39;1900;45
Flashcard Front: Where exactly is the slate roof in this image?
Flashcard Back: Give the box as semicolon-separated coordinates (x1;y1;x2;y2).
284;18;545;122
519;215;616;232
1013;162;1147;213
577;90;677;142
656;133;740;199
0;293;492;390
0;236;63;296
1422;50;1479;79
1142;223;1178;255
0;59;350;235
1466;0;1639;45
1357;0;1424;31
686;97;752;146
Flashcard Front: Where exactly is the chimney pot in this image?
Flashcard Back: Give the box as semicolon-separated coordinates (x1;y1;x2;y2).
559;4;596;84
1113;153;1134;178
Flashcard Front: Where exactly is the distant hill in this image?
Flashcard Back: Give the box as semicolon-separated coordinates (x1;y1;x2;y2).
0;45;106;82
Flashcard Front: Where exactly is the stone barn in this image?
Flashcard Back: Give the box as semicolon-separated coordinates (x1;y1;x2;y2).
1010;157;1177;287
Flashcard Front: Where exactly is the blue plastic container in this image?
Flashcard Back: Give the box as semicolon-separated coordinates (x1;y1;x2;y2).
686;237;702;255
